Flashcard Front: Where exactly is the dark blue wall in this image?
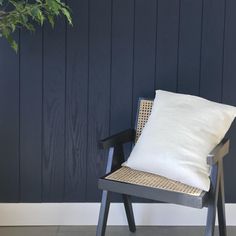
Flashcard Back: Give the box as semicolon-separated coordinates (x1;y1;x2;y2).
0;0;236;203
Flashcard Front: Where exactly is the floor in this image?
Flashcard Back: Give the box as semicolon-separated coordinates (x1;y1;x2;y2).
0;226;235;236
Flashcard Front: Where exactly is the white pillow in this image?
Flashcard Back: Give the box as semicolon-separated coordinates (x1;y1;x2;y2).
124;90;236;191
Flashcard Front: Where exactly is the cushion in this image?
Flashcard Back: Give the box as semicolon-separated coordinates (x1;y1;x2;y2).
124;90;236;191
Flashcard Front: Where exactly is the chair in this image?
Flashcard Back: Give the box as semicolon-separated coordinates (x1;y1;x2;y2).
96;98;229;236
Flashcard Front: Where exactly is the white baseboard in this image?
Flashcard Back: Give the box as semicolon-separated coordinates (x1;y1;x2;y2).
0;203;235;226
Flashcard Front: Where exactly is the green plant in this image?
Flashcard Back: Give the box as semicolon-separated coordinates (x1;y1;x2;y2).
0;0;72;52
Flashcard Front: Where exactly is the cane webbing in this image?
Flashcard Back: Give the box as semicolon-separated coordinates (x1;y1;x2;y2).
105;166;203;196
135;99;153;142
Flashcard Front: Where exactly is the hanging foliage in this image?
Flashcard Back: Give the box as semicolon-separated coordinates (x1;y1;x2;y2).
0;0;72;52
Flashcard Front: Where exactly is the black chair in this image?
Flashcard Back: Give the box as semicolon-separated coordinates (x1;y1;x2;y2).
96;98;229;236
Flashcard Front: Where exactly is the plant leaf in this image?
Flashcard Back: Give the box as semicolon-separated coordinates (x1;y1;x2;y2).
0;0;73;52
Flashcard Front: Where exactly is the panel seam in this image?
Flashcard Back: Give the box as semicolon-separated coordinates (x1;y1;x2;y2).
154;0;159;90
63;9;68;201
18;29;21;203
131;0;136;127
41;24;45;202
109;0;113;136
198;0;205;97
85;0;90;201
221;0;227;103
176;0;182;92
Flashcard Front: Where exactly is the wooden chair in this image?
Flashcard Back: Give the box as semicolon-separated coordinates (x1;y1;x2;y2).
96;98;229;236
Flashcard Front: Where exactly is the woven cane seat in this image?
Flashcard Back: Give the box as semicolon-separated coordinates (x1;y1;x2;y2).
105;166;203;196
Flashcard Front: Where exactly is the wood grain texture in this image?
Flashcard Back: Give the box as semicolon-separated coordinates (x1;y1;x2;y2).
178;0;203;95
0;33;20;202
223;0;236;105
64;0;89;202
200;0;225;101
109;1;135;202
42;19;66;202
156;0;179;92
110;0;134;134
132;0;157;121
86;0;112;201
222;0;236;203
20;27;42;202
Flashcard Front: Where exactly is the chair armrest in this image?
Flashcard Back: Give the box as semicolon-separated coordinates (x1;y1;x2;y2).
99;129;135;149
207;138;230;165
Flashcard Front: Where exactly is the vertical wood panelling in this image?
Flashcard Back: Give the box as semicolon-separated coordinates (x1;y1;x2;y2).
132;0;157;121
1;0;236;203
86;0;111;201
42;20;66;202
64;0;88;202
110;0;134;134
178;0;203;95
222;0;236;203
222;0;236;106
200;0;225;101
156;0;179;91
20;27;42;202
0;34;19;202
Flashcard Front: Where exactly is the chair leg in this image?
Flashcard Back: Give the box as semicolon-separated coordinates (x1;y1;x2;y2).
96;191;111;236
217;163;227;236
205;200;217;236
122;194;136;232
205;163;220;236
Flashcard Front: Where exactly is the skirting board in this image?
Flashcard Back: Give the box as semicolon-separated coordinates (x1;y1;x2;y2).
0;203;235;226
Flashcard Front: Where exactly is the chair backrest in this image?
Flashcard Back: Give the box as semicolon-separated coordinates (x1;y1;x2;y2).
135;98;153;142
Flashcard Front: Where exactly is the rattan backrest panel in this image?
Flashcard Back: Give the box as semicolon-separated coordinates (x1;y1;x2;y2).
135;99;154;142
